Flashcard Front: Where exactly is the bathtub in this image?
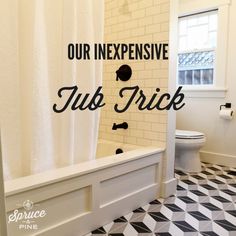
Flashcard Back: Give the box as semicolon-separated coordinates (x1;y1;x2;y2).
5;140;164;236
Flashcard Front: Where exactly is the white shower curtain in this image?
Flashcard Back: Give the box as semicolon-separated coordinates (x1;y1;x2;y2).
0;0;104;180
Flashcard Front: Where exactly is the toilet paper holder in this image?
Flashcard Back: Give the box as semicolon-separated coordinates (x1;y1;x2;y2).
220;103;231;110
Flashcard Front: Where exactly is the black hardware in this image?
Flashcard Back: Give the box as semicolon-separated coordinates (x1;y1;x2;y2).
220;103;231;110
116;64;132;81
112;122;128;130
116;148;124;155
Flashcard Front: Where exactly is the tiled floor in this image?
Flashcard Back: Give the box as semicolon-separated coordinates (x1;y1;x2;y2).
86;163;236;236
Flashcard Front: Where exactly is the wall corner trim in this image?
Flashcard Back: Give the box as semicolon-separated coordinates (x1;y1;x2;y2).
161;178;177;198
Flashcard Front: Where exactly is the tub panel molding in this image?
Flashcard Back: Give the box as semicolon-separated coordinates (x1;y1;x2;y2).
5;147;163;236
100;165;156;206
5;174;93;212
7;187;92;236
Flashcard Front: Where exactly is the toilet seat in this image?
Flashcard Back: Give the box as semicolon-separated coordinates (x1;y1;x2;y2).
176;129;205;140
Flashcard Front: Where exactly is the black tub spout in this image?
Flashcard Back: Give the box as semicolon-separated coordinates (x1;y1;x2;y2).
112;122;128;130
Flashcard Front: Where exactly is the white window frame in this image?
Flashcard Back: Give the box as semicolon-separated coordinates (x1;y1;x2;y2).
178;0;231;98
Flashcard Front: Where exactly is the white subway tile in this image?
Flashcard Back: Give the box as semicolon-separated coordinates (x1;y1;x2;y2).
99;0;169;147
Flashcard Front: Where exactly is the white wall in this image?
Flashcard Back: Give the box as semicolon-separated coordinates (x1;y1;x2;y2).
177;0;236;161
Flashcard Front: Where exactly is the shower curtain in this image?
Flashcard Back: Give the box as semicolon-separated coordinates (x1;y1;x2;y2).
0;0;104;180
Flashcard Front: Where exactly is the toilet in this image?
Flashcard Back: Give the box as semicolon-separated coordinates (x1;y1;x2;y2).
175;130;206;173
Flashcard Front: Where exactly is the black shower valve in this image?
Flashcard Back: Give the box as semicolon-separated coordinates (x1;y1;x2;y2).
116;64;132;81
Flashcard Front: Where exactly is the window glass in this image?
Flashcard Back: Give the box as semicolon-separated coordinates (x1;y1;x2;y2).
178;10;218;86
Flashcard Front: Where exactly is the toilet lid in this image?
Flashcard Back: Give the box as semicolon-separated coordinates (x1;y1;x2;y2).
176;129;205;139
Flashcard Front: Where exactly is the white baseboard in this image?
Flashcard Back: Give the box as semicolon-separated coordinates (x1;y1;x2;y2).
200;151;236;167
161;178;177;198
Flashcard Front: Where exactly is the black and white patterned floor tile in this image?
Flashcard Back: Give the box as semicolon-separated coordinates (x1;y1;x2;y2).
85;163;236;236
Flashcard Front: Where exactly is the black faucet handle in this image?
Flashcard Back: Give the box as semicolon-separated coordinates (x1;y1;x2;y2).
116;65;132;81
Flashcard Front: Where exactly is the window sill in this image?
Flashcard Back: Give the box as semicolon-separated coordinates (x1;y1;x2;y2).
181;87;227;98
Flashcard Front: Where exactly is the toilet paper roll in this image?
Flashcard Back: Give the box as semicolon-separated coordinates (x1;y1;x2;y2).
219;109;234;120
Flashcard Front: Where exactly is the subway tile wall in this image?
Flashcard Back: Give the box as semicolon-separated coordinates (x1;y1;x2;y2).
99;0;170;148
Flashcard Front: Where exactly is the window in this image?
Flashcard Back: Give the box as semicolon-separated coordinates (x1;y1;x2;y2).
178;10;218;86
